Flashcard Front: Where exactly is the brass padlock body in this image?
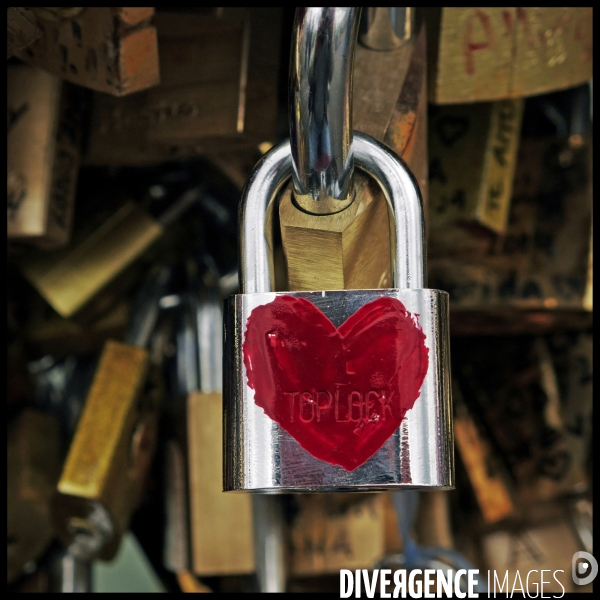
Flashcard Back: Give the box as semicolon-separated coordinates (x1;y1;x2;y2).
425;8;592;104
52;340;156;560
187;391;254;575
8;64;81;249
20;202;163;318
428;99;524;234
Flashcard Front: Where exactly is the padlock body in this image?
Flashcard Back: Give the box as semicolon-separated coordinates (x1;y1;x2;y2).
224;289;453;492
188;391;255;574
53;340;155;560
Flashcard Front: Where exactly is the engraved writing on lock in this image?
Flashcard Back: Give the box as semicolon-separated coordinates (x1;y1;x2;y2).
285;387;395;424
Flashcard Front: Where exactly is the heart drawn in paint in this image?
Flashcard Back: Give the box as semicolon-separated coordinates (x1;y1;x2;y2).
243;296;429;471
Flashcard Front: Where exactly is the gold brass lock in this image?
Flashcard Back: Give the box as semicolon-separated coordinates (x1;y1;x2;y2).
51;266;170;561
188;389;255;575
425;8;592;104
52;341;154;560
428;99;524;234
20;190;199;318
20;202;162;318
7;64;81;250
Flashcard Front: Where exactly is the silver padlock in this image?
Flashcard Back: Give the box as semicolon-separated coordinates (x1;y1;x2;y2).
223;8;453;493
224;133;453;492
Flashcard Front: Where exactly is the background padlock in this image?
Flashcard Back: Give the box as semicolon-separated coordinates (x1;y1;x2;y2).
20;186;200;318
428;99;525;234
162;262;255;577
51;264;170;561
12;8;160;96
224;131;453;492
424;8;593;105
7;64;83;250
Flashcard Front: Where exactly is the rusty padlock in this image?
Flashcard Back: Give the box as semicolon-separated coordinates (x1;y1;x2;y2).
224;8;453;493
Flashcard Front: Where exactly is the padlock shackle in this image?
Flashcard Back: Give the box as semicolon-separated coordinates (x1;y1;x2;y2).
239;133;425;293
289;7;360;215
356;133;426;289
239;140;293;295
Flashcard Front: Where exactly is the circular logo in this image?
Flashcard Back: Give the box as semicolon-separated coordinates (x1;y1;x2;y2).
572;551;597;586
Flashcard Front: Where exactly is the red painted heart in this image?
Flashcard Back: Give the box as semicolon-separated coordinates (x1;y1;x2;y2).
243;295;429;471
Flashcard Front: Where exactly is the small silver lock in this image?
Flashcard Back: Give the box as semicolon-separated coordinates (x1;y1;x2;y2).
223;133;453;492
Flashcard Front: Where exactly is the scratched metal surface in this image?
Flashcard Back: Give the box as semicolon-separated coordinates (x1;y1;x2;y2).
223;288;453;492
